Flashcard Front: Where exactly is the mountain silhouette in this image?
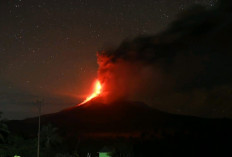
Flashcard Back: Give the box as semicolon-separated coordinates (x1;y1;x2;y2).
7;99;232;139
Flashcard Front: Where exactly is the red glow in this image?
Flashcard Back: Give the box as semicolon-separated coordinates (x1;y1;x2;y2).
78;80;102;106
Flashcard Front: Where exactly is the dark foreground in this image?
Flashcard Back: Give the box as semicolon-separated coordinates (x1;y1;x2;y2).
3;100;232;157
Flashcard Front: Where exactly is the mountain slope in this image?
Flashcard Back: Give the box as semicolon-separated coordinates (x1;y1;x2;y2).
7;99;232;138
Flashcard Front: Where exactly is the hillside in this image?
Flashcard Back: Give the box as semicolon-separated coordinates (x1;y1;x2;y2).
7;99;232;138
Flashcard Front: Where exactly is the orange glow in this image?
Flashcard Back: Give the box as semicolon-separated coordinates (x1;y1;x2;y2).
78;80;102;106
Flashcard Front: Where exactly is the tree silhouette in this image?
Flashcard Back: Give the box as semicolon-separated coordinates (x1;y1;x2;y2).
40;124;62;149
0;112;9;144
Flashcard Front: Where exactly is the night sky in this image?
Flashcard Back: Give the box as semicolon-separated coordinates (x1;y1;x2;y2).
0;0;217;119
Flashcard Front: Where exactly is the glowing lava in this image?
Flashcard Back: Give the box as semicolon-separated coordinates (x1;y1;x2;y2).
78;80;102;106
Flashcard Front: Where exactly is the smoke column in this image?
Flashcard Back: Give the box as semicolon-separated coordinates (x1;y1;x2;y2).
95;1;232;118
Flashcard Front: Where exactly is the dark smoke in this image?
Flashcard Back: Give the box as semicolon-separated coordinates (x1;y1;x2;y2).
97;0;232;118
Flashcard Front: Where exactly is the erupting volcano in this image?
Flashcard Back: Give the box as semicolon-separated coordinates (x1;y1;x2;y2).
78;80;102;106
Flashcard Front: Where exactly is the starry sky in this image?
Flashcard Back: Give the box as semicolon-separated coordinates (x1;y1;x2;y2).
0;0;216;119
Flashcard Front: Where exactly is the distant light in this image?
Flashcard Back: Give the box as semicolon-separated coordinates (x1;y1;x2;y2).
99;152;112;157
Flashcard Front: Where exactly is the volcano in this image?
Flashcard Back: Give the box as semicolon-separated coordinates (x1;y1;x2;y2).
8;98;232;139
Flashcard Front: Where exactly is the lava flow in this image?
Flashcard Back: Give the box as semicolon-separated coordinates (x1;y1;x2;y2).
78;80;102;106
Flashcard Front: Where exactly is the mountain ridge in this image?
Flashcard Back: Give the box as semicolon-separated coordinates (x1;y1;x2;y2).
7;99;232;139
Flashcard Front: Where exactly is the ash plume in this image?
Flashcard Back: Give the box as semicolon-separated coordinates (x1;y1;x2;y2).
97;0;232;118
